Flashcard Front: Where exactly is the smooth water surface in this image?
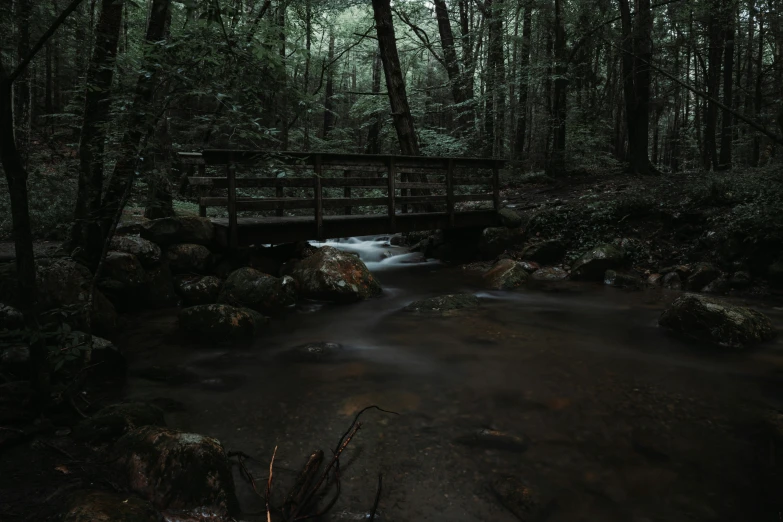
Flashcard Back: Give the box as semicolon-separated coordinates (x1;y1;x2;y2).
121;237;783;521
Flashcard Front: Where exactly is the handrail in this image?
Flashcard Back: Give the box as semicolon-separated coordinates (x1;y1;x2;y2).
179;150;504;248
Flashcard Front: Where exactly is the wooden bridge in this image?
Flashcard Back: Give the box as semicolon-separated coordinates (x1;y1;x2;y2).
180;150;505;248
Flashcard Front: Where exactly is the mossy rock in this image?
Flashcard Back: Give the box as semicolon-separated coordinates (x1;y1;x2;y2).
604;270;643;289
174;275;223;306
659;294;776;349
686;262;721;291
521;239;567;265
217;267;296;313
62;490;162;522
109;236;162;268
179;304;266;342
166;244;213;274
530;267;568;281
571;244;625;281
289;246;381;303
498;207;523;228
403;293;480;315
484;259;529;290
140;216;215;247
114;426;239;515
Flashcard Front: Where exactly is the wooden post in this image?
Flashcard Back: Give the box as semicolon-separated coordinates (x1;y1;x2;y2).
401;170;408;214
387;156;396;233
446;158;455;227
314;154;324;241
198;162;207;216
344;170;352;215
227;161;238;249
492;162;500;212
276;184;284;217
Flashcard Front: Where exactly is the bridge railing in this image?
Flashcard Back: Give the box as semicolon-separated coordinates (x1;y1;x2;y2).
180;150;505;247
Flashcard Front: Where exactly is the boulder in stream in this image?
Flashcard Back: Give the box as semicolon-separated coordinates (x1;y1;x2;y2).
658;294;776;349
174;275;223;305
604;270;643;289
114;426;239;516
484;259;529;290
179;304;266;342
289;246;381;302
98;252;148;309
498;207;523;228
141;216;215;247
570;244;625;281
530;267;568;282
166;244;213;274
662;271;683;290
109;236;162;268
686;262;721;291
218;267;296;313
404;293;480;315
62;490;162;522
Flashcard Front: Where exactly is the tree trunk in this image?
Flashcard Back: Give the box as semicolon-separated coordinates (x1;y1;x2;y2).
14;0;32;166
752;7;764;166
547;0;567;176
372;0;419;155
100;0;171;236
302;0;312;150
323;31;336;138
514;1;532;159
703;6;724;170
365;51;382;154
718;1;735;169
434;0;472;132
70;0;124;268
483;0;505;156
277;0;289;149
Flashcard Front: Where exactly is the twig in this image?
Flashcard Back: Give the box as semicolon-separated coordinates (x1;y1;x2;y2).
369;473;383;522
0;427;25;434
266;446;278;522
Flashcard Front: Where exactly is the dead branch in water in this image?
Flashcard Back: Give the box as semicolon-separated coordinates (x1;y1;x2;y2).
369;472;383;521
266;446;278;522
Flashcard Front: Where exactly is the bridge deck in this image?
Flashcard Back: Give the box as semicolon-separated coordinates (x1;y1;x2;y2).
183;150;506;248
210;210;499;247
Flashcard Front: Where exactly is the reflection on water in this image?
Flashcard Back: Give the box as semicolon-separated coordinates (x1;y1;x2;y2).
123;237;783;521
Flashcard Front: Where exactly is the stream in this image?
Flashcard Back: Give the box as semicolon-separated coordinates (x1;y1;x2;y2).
121;237;783;521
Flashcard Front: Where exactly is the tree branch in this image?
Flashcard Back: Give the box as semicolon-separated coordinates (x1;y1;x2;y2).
392;7;446;68
10;0;87;83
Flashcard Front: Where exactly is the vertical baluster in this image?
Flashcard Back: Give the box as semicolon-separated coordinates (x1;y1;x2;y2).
446;159;455;227
387;157;396;233
344;170;352;215
314;154;323;241
227;159;238;249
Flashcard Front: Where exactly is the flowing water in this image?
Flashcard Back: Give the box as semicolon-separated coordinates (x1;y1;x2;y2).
122;237;783;521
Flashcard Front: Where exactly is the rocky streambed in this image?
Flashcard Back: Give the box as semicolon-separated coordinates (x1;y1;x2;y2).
2;216;783;521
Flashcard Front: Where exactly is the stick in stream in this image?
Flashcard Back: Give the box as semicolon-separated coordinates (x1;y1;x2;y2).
266;446;278;522
369;473;383;521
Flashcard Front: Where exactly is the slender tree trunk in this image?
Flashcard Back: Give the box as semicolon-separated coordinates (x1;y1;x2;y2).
547;0;567;176
323;31;336;138
365;51;382;154
434;0;472;132
14;0;32;167
101;0;171;236
302;0;312;150
514;1;532;159
70;0;124;267
752;12;763;166
277;0;289;149
372;0;419;155
718;1;735;169
703;6;724;170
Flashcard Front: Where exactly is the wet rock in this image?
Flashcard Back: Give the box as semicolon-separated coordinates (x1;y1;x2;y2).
74;402;166;442
498;207;523;228
647;273;663;286
604;270;642;289
530;267;568;282
686;262;721;291
179;304;266;342
658;294;776;349
110;236;162;268
479;227;525;259
36;259;117;334
403;293;480;315
571;244;625;281
702;276;730;295
166;244;213;274
289;246;381;303
276;342;346;363
99;252;148;309
484;259;529;290
0;303;23;330
218;267;296;313
114;426;239;515
729;271;752;289
144;262;178;308
521;239;566;265
62;490;162;522
490;476;547;522
141;216;215;247
662;272;682;290
517;260;540;273
660;265;691;279
389;234;406;246
174;275;223;306
455;428;529;452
